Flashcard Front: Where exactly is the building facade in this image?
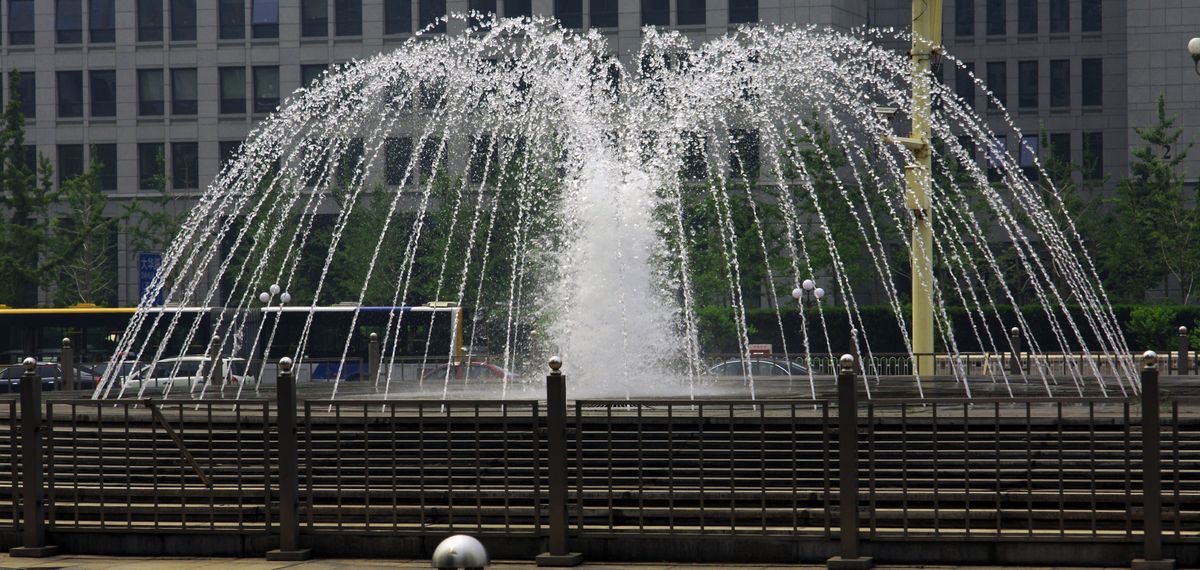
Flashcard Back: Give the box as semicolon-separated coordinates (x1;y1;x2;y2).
0;0;1196;306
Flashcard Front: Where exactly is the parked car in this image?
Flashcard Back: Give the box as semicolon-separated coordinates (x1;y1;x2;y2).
123;357;250;395
420;361;513;382
707;358;809;378
0;362;99;392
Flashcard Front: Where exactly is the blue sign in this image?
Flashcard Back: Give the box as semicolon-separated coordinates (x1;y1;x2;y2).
138;252;164;306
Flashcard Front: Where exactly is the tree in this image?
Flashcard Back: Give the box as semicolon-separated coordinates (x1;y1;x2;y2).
48;151;118;306
123;149;184;255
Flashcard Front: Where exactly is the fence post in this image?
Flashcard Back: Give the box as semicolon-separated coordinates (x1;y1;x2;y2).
60;337;75;392
1177;327;1189;375
537;356;582;567
828;354;872;570
1009;327;1022;376
267;357;311;561
1132;351;1174;570
368;332;380;384
10;358;58;557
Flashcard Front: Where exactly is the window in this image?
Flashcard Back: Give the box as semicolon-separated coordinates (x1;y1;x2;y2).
89;70;117;117
985;61;1006;108
57;71;84;118
251;0;278;38
138;143;165;189
219;67;246;114
89;0;116;42
1019;134;1039;178
987;135;1006;182
505;0;531;18
555;0;581;28
1017;0;1036;34
1017;60;1037;109
728;129;759;180
1081;58;1102;106
57;0;83;44
138;69;165;116
986;0;1004;36
385;0;412;34
468;0;495;28
955;135;976;169
8;0;35;45
1049;59;1069;107
384;137;412;185
468;135;495;184
1049;132;1070;165
955;0;974;37
93;144;118;191
302;0;328;37
16;72;36;118
253;66;279;113
171;0;196;41
171;142;198;189
681;132;706;180
219;140;242;169
22;146;36;172
642;0;668;26
418;0;446;32
301;64;327;88
58;145;85;187
138;0;163;41
955;62;976;109
418;138;443;178
1081;0;1101;33
1082;131;1103;180
335;0;361;35
220;0;245;39
1049;0;1068;33
591;0;618;27
677;0;704;25
171;68;197;115
335;138;364;184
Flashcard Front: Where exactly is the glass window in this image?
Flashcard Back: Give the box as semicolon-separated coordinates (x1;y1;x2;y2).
954;0;973;37
171;68;197;115
138;69;165;116
57;71;84;118
468;0;494;28
418;0;446;32
335;0;361;35
987;134;1006;182
302;0;328;37
138;143;165;189
677;0;704;25
57;0;84;44
1082;131;1103;179
728;0;756;24
219;140;242;169
1049;0;1068;33
1019;134;1039;178
641;0;668;26
301;64;327;88
219;67;246;114
418;138;443;178
1081;0;1101;33
23;146;36;172
8;0;36;45
384;0;412;34
93;144;118;191
170;0;196;41
681;132;706;180
1017;60;1037;109
219;0;245;39
1049;132;1070;164
1049;59;1069;107
251;0;278;38
591;0;618;27
253;66;279;113
138;0;163;42
16;72;36;118
385;137;412;185
555;0;581;28
955;135;976;169
955;62;975;109
89;70;117;117
986;0;1004;36
1081;58;1102;106
728;129;759;180
58;144;85;187
986;61;1006;108
505;0;531;18
89;0;116;42
171;142;198;189
335;138;364;184
1017;0;1036;34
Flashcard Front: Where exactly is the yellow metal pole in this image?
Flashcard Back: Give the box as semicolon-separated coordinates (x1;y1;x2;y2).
908;0;941;377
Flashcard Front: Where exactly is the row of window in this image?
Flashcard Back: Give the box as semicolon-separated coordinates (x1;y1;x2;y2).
952;58;1103;111
4;0;760;47
955;0;1102;38
979;131;1104;181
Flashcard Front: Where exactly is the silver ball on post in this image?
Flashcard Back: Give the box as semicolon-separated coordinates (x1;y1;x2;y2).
548;355;563;373
22;357;36;372
1143;350;1158;369
839;353;855;372
279;356;294;373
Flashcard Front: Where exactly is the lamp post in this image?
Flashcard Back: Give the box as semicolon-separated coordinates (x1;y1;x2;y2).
1189;38;1200;76
791;279;826;308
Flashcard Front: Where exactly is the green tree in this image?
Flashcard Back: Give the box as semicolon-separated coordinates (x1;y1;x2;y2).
48;151;119;306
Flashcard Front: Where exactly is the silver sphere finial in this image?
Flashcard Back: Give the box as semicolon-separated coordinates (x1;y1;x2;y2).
839;353;855;371
1010;327;1019;336
432;535;488;569
22;357;36;372
370;332;378;341
1143;350;1158;369
62;337;72;348
279;357;293;373
548;355;562;372
211;334;221;344
1180;326;1189;335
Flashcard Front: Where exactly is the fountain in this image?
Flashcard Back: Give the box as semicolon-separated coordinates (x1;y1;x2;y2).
96;15;1137;402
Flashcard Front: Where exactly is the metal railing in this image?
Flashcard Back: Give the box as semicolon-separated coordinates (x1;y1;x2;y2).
1163;397;1200;541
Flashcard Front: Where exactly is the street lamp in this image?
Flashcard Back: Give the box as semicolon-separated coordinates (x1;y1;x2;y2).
791;280;826;307
1190;37;1200;76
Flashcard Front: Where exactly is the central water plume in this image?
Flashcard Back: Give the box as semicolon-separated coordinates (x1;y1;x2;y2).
98;17;1136;401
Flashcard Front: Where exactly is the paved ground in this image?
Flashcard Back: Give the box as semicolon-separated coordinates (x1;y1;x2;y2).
0;557;1133;570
